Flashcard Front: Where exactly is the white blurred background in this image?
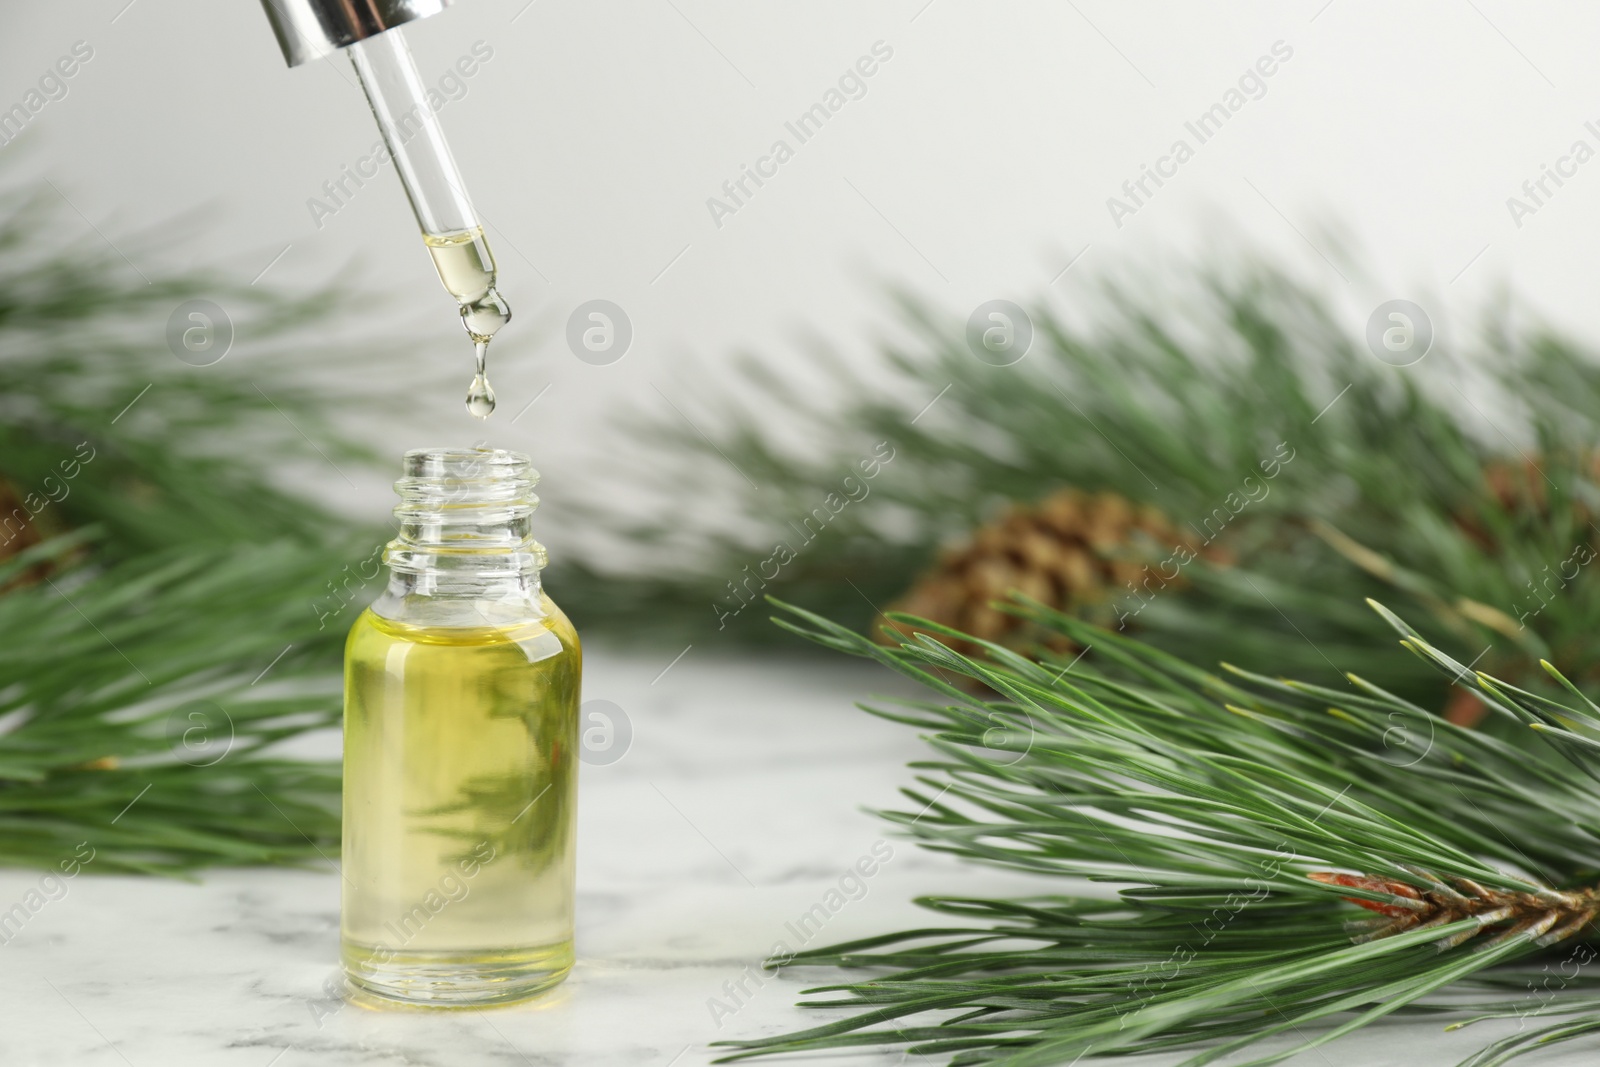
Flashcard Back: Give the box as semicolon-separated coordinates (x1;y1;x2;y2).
6;0;1600;541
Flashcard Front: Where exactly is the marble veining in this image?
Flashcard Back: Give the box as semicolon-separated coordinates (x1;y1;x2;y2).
0;647;1586;1065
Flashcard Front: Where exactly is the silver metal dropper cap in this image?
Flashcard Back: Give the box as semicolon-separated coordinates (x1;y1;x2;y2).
258;0;454;67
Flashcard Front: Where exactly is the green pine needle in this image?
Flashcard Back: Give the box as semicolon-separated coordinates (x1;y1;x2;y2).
562;263;1600;721
0;172;415;874
714;597;1600;1066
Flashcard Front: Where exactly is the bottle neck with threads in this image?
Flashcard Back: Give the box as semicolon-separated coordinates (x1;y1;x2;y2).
373;447;547;626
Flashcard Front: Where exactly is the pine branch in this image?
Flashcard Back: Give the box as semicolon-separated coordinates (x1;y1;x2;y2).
0;170;415;873
560;262;1600;716
712;597;1600;1065
0;182;409;554
0;537;361;873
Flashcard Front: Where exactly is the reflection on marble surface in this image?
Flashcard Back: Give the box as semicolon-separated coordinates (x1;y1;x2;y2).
0;645;1591;1066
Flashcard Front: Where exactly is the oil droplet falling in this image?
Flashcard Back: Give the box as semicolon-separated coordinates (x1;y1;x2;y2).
465;340;496;419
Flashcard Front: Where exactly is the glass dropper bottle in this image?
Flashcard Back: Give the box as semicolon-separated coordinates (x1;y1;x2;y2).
256;0;510;418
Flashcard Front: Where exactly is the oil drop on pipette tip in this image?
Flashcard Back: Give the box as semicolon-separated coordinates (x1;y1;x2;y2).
425;227;511;419
466;341;497;419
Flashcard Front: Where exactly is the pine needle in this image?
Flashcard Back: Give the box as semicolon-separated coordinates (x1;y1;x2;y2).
718;597;1600;1065
562;262;1600;723
0;172;414;873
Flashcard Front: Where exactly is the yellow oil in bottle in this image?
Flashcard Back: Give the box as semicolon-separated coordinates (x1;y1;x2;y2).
341;601;580;1006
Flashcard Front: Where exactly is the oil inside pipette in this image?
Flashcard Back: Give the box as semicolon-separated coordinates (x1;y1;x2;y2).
424;226;511;419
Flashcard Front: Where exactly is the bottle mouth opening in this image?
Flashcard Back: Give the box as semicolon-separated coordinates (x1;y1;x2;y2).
395;447;539;507
402;447;537;482
386;447;545;576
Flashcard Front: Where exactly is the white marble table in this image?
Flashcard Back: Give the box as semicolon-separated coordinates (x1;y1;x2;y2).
0;646;1588;1066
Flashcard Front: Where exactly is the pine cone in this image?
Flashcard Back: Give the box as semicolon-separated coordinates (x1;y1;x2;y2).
1456;452;1600;551
880;488;1229;655
0;477;66;590
0;478;44;563
1447;452;1600;726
